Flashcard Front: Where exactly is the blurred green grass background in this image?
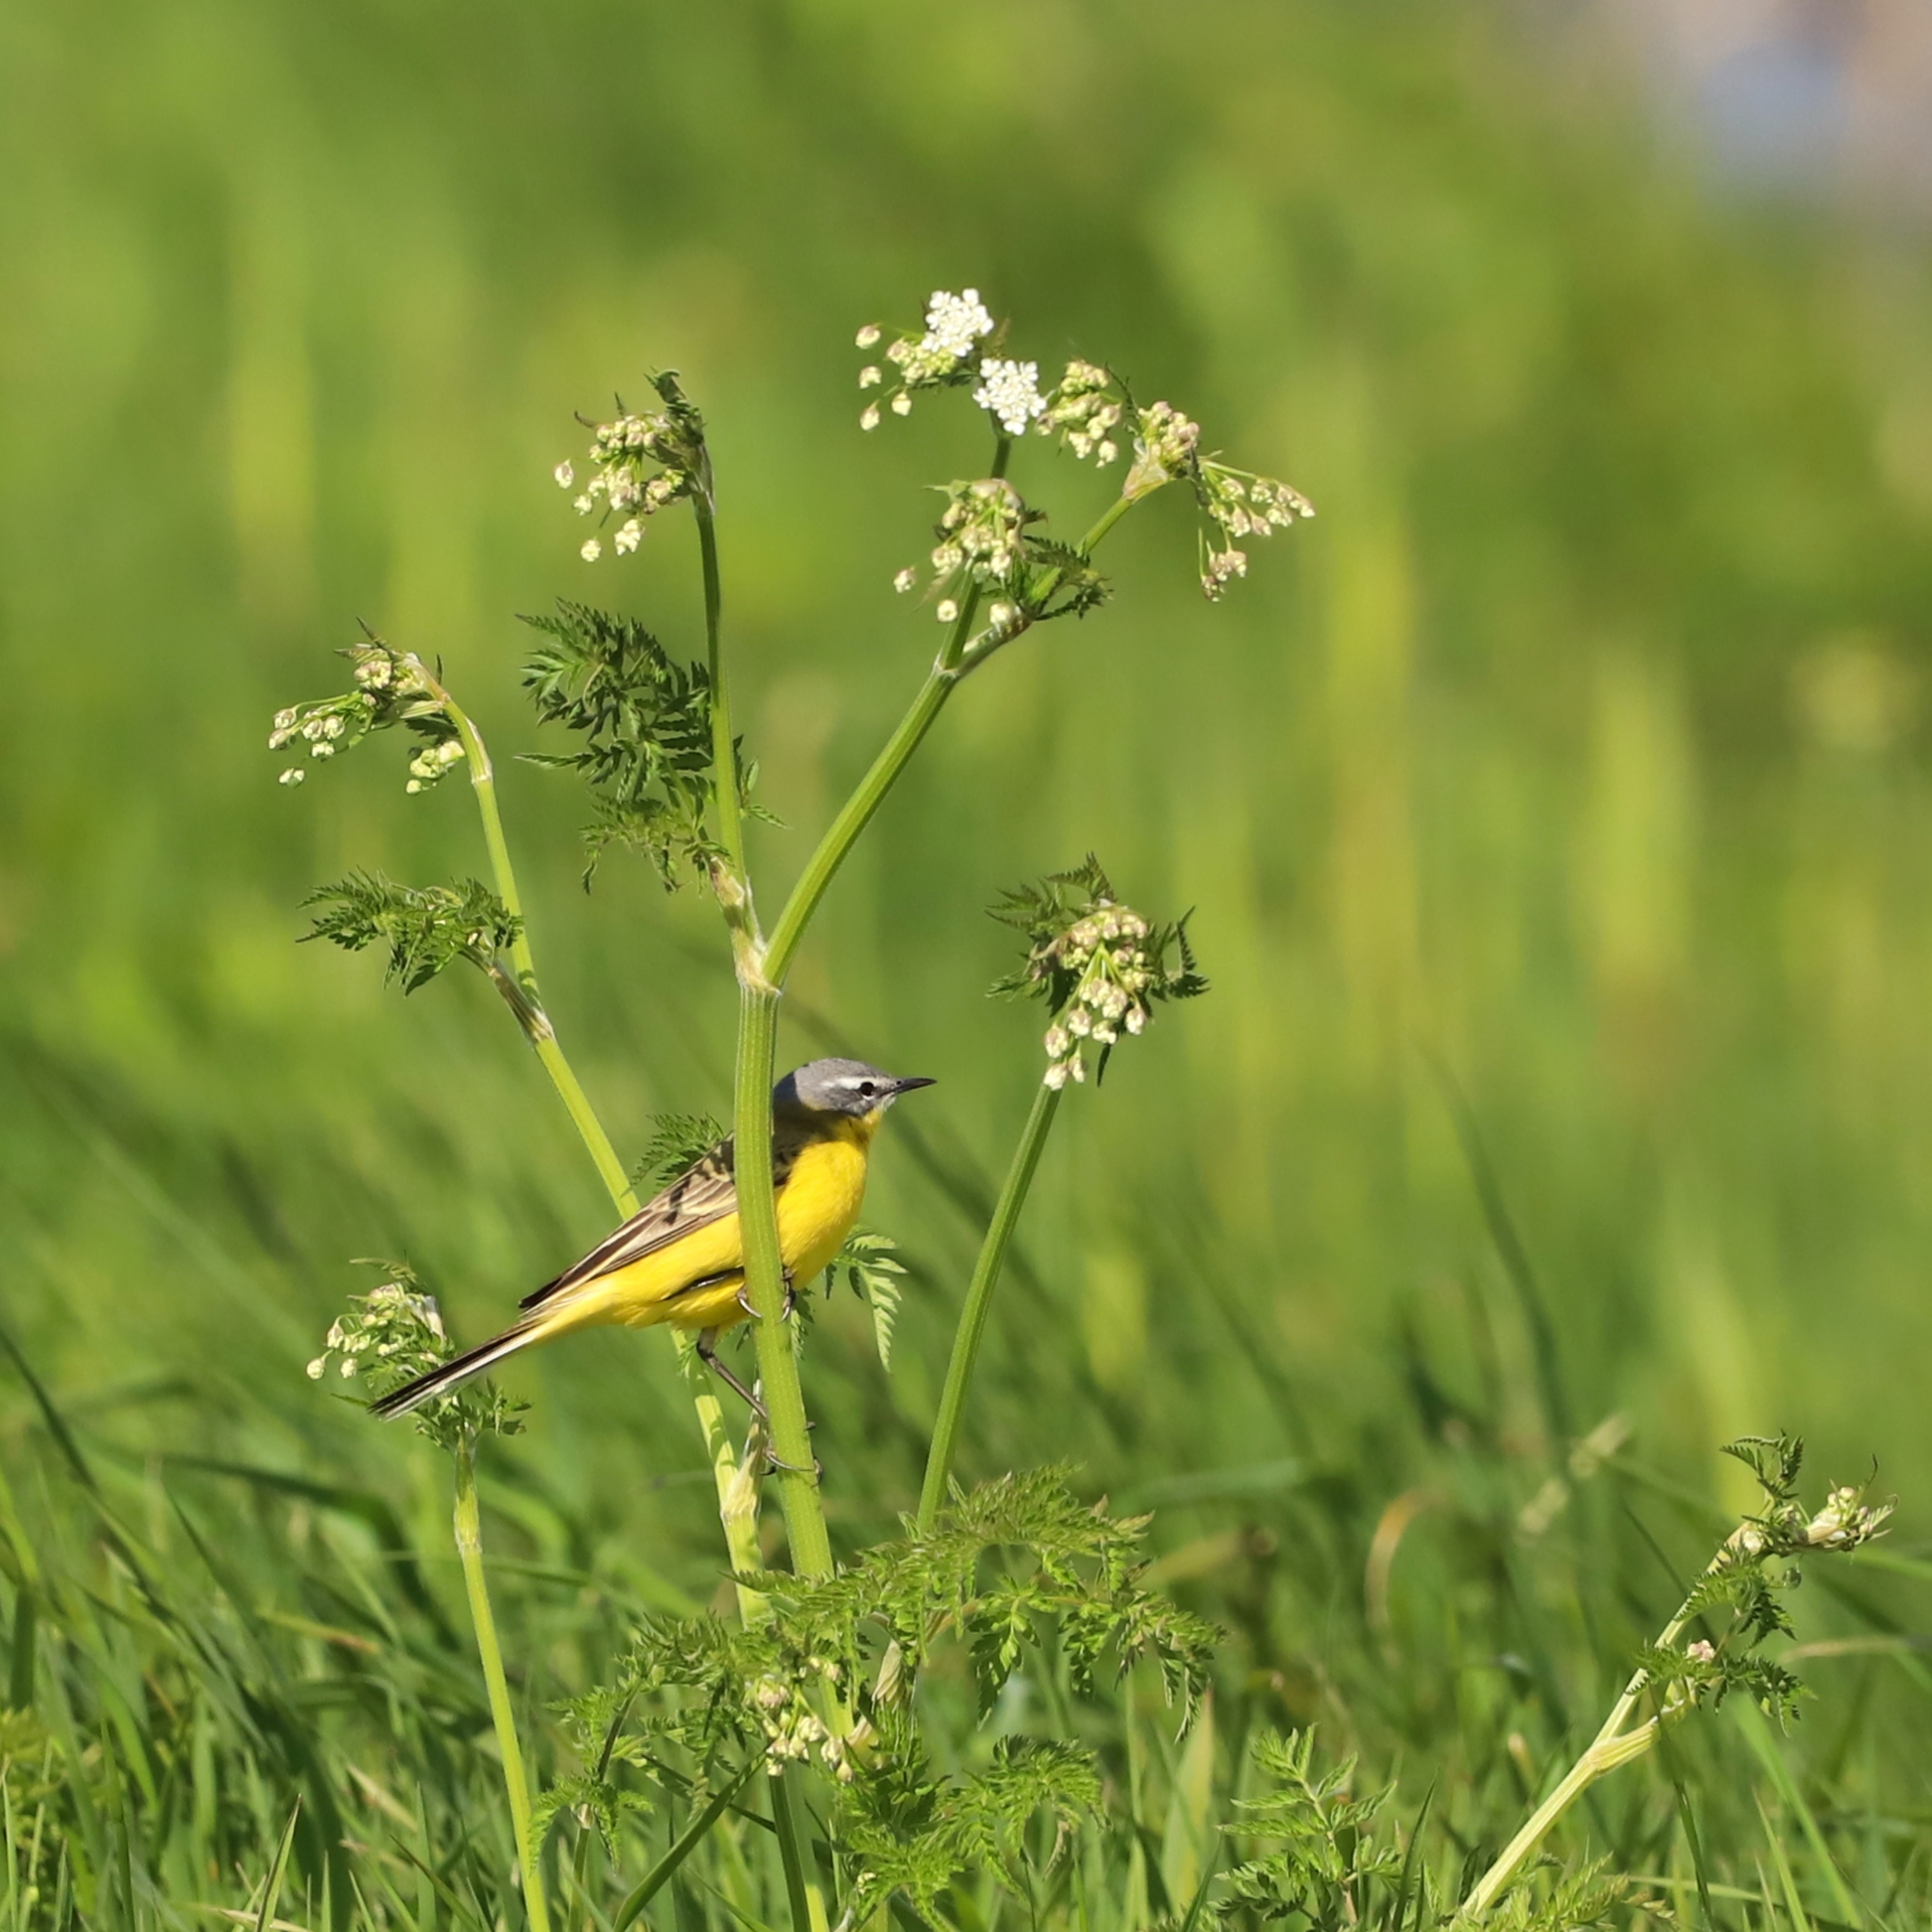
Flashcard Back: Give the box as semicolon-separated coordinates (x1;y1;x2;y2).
4;0;1932;1900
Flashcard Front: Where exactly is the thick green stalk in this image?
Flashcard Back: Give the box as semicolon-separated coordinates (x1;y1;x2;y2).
453;1439;551;1932
425;670;764;1601
917;1082;1062;1530
733;985;833;1574
762;663;962;985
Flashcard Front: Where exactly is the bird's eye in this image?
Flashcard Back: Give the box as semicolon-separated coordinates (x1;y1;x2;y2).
858;1081;877;1099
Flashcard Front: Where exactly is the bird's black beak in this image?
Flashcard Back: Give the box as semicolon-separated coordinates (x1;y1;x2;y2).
892;1076;938;1095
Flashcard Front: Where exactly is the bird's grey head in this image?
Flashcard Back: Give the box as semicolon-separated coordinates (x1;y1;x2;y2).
774;1058;937;1118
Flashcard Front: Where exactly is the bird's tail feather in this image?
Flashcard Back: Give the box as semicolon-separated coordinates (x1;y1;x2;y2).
369;1315;551;1420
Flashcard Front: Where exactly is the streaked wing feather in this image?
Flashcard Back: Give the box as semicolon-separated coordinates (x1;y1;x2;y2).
519;1125;808;1310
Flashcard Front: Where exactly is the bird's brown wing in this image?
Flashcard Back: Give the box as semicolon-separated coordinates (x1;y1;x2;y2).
519;1123;811;1311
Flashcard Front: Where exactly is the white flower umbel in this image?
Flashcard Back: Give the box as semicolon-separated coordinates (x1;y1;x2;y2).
971;358;1047;436
865;287;999;422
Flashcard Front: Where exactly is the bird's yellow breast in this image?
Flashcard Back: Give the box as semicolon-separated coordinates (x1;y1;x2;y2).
547;1114;877;1337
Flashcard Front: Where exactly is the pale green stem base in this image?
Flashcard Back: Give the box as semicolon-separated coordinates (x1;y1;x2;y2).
917;1082;1062;1531
1458;1536;1735;1917
453;1439;551;1932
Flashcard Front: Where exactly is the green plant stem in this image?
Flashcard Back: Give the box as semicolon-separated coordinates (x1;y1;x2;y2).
916;1081;1062;1530
736;443;1150;1577
769;1769;817;1932
424;669;765;1606
439;688;635;1206
1458;1540;1733;1917
453;1438;550;1932
693;493;749;884
734;984;833;1575
759;431;1013;985
610;1766;759;1932
764;445;1154;984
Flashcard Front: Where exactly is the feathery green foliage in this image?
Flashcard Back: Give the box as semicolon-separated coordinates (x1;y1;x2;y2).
302;873;522;994
520;601;738;884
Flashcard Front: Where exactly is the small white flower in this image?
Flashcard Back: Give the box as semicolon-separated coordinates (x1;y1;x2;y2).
273;707;298;731
890;392;913;417
935;599;960;624
580;538;602;561
971;359;1047;436
1044;1061;1071;1091
309;742;334;760
553;462;574;489
339;1358;358;1379
1097;440;1117;465
923;288;995;358
858;366;881;389
405;779;423;794
615;518;644;554
305;1356;327;1380
860;402;881;431
855;323;882;349
1686;1639;1716;1663
572;493;594;515
893;567;917;594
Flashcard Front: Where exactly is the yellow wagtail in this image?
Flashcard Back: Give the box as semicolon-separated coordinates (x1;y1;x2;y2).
372;1058;934;1419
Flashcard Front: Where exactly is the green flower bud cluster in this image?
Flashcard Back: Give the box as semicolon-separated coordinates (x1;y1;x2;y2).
991;856;1208;1089
1036;360;1122;466
557;371;709;561
307;1264;524;1450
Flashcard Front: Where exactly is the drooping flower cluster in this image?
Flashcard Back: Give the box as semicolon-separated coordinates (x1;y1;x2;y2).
1803;1483;1895;1550
556;372;707;561
306;1265;524;1449
1194;461;1316;601
992;857;1208;1089
748;1656;859;1780
857;288;997;427
1035;360;1121;465
267;642;462;794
